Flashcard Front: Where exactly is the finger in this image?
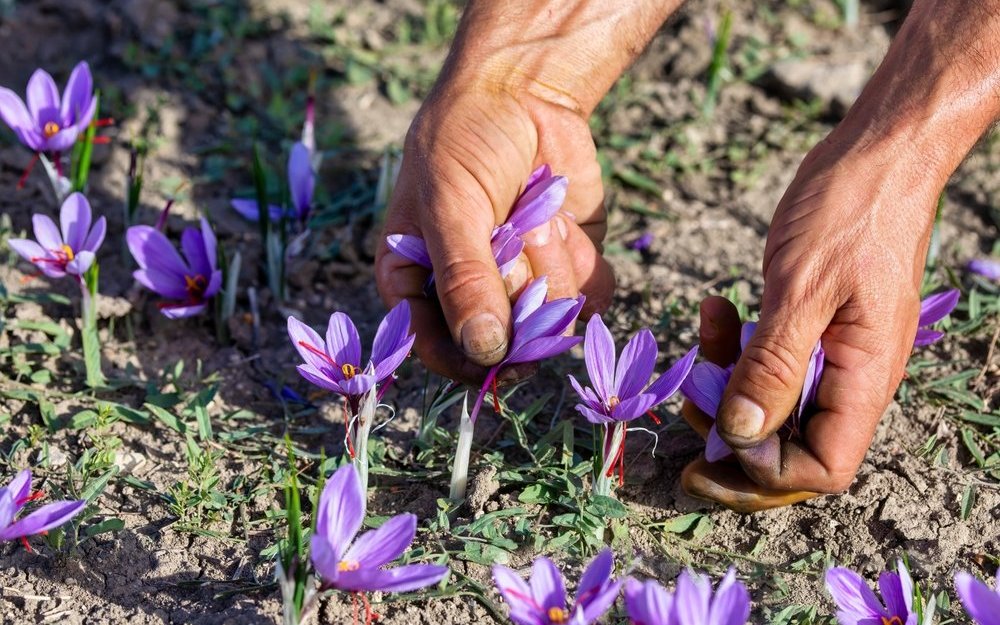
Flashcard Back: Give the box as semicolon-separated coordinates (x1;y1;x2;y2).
522;214;578;302
560;215;615;317
731;313;904;493
700;296;742;366
419;161;515;368
716;272;835;448
681;401;715;440
375;238;487;385
681;455;820;513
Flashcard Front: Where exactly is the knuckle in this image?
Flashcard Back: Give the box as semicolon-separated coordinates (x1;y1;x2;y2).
822;469;858;494
741;339;802;394
435;258;498;305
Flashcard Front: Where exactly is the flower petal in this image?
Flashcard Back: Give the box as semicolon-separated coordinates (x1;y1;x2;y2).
82;215;106;253
624;578;673;625
133;268;188;300
576;403;613;425
578;579;622;624
326;312;362;369
674;570;712;625
824;567;887;622
512;277;549;324
65;250;95;276
8;239;47;266
877;571;908;619
337;564;448;593
494;564;544;625
126;225;189;277
337;373;377;398
230;198;283;222
6;469;32;508
918;289;959;327
524;164;551;192
705;426;734;463
796;341;825;419
203;270;223;300
955;571;1000;625
310;532;342;583
33;213;63;251
913;328;944;347
680;361;730;418
614;329;657;399
26;69;59;125
507;174;568;234
646;346;699;404
385;234;433;269
506;336;581;366
708;568;751;625
968;258;1000;281
60;61;94;125
287;141;314;219
611;393;657;422
740;321;757;353
45;125;80;152
343;513;416;568
180;226;211;278
576;549;614;608
0;87;33;136
295;363;343;393
160;302;207;319
567;375;601;409
60;193;92;252
530;557;567;614
371;300;414;381
0;499;85;541
288;316;332;372
200;218;218;272
315;465;364;560
583;315;616;401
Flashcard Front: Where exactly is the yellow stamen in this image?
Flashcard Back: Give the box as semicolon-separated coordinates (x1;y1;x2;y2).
60;244;74;261
341;363;358;379
338;560;360;572
608;396;620;410
881;618;903;625
43;121;61;138
547;607;569;623
184;274;207;297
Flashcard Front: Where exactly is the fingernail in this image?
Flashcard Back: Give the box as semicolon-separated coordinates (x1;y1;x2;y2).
503;256;530;297
523;220;551;247
461;313;508;364
719;395;765;442
554;215;568;241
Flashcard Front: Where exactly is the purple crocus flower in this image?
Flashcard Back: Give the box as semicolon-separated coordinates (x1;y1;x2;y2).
624;578;674;625
624;569;750;625
126;218;223;319
913;289;960;346
386;164;568;279
956;570;1000;625
825;561;933;625
231;141;315;223
569;315;698;425
492;549;621;625
968;258;1000;281
311;464;448;595
0;470;86;545
628;232;654;252
8;192;106;279
0;61;97;153
287;300;415;413
470;276;584;421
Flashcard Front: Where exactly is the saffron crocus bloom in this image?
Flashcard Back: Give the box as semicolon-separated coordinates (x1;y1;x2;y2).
569;315;697;425
913;288;960;346
956;570;1000;625
386;164;568;279
968;258;1000;281
231;141;315;223
492;549;621;625
0;61;97;153
8;192;106;279
0;470;86;543
126;218;222;319
471;276;584;421
625;569;751;625
825;561;933;625
628;232;654;251
311;464;448;593
287;300;415;412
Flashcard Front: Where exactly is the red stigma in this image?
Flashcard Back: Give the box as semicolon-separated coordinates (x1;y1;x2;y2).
646;410;661;425
491;377;501;414
16;153;40;190
298;340;336;367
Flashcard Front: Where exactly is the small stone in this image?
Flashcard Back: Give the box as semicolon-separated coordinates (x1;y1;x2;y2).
113;451;146;475
765;59;870;117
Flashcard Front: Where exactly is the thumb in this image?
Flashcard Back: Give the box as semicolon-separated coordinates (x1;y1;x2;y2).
717;284;833;448
420;165;518;367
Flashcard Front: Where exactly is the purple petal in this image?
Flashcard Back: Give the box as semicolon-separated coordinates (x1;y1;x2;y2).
955;572;1000;625
343;513;416;568
6;470;32;508
371;300;414;381
824;567;887;622
8;239;47;266
326;312;362;369
647;346;699;404
199;218;218;272
0;492;14;532
494;565;545;625
126;225;189;277
310;532;342;583
514;298;581;346
159;302;208;319
576;549;614;608
878;571;908;619
295;364;344;394
491;225;524;277
918;289;959;327
583;315;616;402
705;426;734;463
25;69;60;126
60;61;94;126
0;87;33;137
567;375;601;408
625;578;673;625
288;316;333;373
913;328;944;347
530;557;567;614
797;341;825;418
512;277;549;324
385;234;433;269
133;268;188;300
611;393;657;422
33;213;63;251
65;250;95;276
203;270;223;300
578;580;622;624
230;198;283;222
524;164;551;191
708;568;751;625
969;258;1000;281
507;174;568;234
0;500;85;541
895;560;914;614
576;403;613;425
336;564;448;593
315;465;364;561
337;373;377;398
180;227;211;278
680;361;731;418
740;321;756;353
506;336;581;366
45;125;80;152
615;329;657;399
675;570;712;625
82;216;106;253
287;141;314;220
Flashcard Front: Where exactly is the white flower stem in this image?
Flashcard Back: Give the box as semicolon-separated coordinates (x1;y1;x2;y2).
449;392;474;500
38;153;70;206
79;267;105;388
352;386;377;511
593;422;625;499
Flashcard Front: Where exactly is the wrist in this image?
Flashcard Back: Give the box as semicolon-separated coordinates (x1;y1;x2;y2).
436;0;681;116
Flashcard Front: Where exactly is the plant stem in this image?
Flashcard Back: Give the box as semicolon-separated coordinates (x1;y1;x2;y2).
80;265;105;388
449;392;474;500
352;386;378;511
593;422;625;499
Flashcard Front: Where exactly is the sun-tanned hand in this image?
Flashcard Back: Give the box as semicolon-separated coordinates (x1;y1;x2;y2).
375;0;1000;510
